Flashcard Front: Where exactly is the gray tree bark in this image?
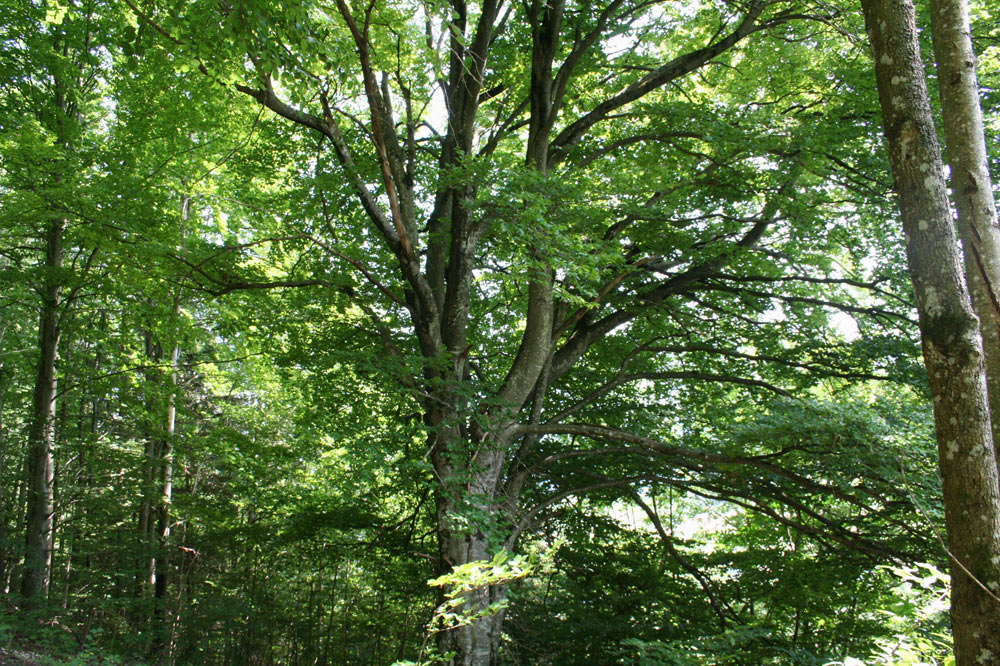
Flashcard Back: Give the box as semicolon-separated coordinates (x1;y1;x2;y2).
21;215;64;606
860;0;1000;662
929;0;1000;469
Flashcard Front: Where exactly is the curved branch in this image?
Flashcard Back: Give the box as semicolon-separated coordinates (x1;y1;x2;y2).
505;477;633;546
548;0;770;162
551;164;802;378
548;369;793;424
235;79;443;353
516;422;905;519
698;281;917;325
624;484;740;629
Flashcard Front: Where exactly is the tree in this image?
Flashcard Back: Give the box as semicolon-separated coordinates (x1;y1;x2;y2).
3;0;976;663
117;1;942;662
0;0;114;604
929;0;1000;465
859;0;1000;662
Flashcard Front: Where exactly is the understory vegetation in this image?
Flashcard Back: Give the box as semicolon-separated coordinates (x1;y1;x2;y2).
1;0;998;663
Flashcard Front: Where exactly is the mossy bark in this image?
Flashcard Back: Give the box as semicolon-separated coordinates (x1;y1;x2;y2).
929;0;1000;473
860;0;1000;662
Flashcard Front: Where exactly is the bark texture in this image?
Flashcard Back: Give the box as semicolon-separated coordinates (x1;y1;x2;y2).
860;0;1000;662
21;216;64;605
929;0;1000;468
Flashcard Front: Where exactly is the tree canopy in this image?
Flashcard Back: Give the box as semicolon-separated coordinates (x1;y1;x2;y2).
1;0;998;663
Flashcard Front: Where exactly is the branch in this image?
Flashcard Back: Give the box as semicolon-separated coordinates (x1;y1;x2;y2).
234;80;398;247
332;0;415;258
235;79;442;352
641;344;893;382
203;279;328;298
575;131;703;169
668;480;911;560
549;0;628;119
551;163;802;378
120;0;183;45
506;477;632;546
623;484;739;629
713;272;913;308
308;234;407;308
548;0;770;161
698;281;916;325
517;422;903;519
534;448;917;560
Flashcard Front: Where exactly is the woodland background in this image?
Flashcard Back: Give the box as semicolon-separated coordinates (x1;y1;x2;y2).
1;0;998;663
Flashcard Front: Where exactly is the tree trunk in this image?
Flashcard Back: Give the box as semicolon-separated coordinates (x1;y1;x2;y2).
152;334;178;655
21;216;65;606
436;516;509;666
0;333;10;588
137;330;160;602
135;316;179;656
929;0;1000;468
860;1;1000;663
431;425;510;666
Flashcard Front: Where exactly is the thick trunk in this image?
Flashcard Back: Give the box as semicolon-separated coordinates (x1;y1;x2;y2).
929;0;1000;468
431;10;561;663
860;1;1000;663
437;531;507;666
436;520;509;666
21;217;65;605
433;428;512;666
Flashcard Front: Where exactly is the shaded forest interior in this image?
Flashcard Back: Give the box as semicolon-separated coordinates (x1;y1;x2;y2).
1;0;1000;663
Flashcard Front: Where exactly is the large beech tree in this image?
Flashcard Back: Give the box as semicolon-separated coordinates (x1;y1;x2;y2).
860;0;1000;662
9;0;989;662
110;0;943;663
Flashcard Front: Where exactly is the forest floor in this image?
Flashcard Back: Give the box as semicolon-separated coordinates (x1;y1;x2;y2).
0;646;43;665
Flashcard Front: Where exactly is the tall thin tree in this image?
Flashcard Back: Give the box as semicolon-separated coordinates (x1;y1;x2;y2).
860;0;1000;662
929;0;1000;467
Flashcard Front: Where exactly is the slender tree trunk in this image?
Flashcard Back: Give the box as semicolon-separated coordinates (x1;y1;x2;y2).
152;331;178;655
151;200;188;658
860;1;1000;662
137;330;160;604
6;469;28;594
929;0;1000;468
135;320;179;655
0;334;10;587
21;216;65;606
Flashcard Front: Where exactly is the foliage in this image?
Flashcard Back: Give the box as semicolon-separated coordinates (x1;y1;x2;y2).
827;565;954;666
0;0;990;662
395;548;545;666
